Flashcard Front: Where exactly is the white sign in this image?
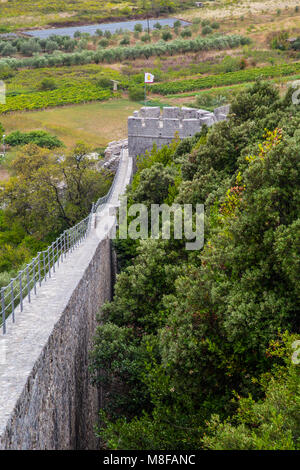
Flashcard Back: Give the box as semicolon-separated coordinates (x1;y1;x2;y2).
145;73;154;84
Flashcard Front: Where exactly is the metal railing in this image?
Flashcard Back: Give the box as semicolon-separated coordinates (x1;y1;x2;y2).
93;148;123;213
1;214;92;334
0;150;124;335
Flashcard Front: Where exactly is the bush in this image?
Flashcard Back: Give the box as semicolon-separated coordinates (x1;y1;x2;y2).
45;40;58;53
162;31;172;41
269;31;289;50
20;39;42;56
0;64;14;79
129;85;144;102
202;25;213;35
96;77;113;89
99;38;109;48
38;78;57;91
104;30;112;39
141;34;151;42
134;23;143;33
96;29;103;36
291;37;300;50
5;130;63;149
203;336;300;450
211;22;220;29
153;22;162;30
120;37;130;46
239;57;247;69
180;29;192;38
1;43;17;56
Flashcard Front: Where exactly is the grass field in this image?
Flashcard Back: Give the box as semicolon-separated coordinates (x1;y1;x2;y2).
182;0;300;22
0;0;190;31
0;99;139;150
0;1;137;30
0;98;140;180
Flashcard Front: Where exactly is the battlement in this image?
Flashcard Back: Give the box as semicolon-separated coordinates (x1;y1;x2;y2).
128;105;229;159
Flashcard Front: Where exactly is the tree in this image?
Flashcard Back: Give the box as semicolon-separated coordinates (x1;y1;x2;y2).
90;81;300;450
1;43;17;56
0;143;112;238
203;334;300;450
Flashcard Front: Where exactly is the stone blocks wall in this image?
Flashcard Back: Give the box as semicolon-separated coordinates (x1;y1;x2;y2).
0;234;113;450
128;105;229;159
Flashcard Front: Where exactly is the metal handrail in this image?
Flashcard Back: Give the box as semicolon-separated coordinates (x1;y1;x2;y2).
93;147;123;213
0;151;123;335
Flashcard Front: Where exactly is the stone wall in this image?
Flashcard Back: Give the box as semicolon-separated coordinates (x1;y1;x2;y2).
0;149;133;450
128;105;229;159
0;234;113;450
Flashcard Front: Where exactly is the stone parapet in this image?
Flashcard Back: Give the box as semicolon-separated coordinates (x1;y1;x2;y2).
128;105;229;159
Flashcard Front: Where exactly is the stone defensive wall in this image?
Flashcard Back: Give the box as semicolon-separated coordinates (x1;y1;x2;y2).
128;105;230;159
0;149;133;450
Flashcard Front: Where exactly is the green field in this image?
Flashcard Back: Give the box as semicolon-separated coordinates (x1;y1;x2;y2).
0;1;138;30
0;0;190;31
0;99;140;151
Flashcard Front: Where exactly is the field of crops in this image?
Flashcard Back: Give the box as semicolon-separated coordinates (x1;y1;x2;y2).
3;64;126;94
151;62;300;95
0;85;112;113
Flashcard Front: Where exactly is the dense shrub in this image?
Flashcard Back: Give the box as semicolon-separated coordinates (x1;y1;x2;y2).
180;29;192;38
38;77;57;91
5;130;63;149
104;31;112;39
162;31;172;41
141;34;151;43
90;81;300;450
202;25;213;35
1;43;17;56
129;85;144;102
95;77;113;89
98;38;109;48
120;36;130;46
134;23;143;33
203;335;300;450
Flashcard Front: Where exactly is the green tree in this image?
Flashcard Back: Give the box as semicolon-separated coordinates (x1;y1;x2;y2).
90;81;300;450
203;334;300;450
0;143;111;238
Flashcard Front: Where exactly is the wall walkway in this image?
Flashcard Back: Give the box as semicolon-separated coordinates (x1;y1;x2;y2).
0;149;132;450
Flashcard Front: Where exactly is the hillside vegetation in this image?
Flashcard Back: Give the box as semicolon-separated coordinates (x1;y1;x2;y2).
90;81;300;450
